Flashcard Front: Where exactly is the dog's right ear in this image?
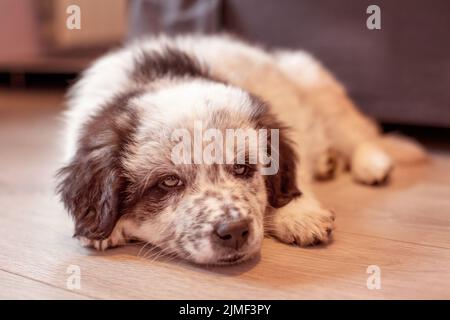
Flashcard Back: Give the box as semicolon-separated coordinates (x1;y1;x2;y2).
251;101;302;208
263;130;302;208
56;96;138;240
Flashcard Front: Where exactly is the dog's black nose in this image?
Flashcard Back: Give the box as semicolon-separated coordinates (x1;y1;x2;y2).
214;220;250;250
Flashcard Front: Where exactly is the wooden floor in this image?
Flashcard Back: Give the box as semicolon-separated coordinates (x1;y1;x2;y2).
1;90;449;300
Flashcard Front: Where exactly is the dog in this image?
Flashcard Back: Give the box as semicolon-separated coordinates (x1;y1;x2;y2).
57;34;425;265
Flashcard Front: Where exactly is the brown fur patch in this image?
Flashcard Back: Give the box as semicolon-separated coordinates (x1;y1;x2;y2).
252;108;302;208
133;46;210;84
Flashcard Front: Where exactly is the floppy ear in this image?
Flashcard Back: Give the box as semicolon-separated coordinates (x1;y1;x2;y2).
57;148;123;239
264;131;302;208
253;107;302;208
57;97;138;240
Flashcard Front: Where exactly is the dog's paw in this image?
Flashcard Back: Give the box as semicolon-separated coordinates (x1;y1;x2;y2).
77;236;123;251
314;148;338;180
270;202;335;246
351;142;393;185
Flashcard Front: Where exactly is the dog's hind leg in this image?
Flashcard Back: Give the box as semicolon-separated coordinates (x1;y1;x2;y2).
274;49;394;185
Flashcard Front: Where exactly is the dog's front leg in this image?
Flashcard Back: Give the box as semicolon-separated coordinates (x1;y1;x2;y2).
77;219;129;251
266;193;335;246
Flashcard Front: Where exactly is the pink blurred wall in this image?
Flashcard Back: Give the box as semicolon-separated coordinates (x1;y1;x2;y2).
0;0;43;59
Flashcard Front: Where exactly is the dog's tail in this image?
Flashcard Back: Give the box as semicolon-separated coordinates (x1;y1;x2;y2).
373;133;429;165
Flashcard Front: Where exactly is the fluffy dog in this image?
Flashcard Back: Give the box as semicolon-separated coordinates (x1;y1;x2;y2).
57;35;423;265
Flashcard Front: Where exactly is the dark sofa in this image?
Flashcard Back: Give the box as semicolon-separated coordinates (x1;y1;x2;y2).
129;0;450;128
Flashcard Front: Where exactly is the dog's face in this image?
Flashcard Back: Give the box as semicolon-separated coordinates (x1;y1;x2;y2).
58;81;300;265
124;157;268;265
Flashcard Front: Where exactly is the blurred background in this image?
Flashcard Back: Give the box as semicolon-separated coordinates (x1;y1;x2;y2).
0;1;450;300
0;0;449;134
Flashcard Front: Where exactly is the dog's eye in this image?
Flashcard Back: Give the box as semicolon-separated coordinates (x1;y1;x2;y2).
233;164;249;176
159;175;184;189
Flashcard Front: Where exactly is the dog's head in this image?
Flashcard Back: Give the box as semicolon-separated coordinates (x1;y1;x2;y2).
57;81;300;265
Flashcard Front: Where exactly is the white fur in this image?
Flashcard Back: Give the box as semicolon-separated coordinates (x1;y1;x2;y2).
132;80;255;133
352;142;393;184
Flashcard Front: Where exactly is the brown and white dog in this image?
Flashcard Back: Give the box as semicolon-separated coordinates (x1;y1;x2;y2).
57;35;424;265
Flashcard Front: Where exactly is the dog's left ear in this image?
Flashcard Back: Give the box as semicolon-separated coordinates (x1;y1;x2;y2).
253;106;302;208
57;149;123;240
57;99;137;240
